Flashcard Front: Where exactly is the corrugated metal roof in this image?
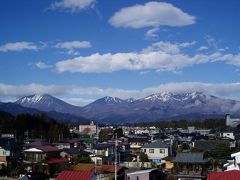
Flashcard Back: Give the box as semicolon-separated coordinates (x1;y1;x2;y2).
207;170;240;180
56;170;93;180
173;152;208;163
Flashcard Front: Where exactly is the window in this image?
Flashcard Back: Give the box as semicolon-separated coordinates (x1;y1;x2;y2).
159;149;165;153
149;149;154;153
144;149;146;153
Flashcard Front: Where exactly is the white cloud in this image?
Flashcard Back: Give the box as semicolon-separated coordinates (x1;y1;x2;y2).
55;41;232;73
198;46;209;51
0;42;38;52
0;83;68;97
2;82;240;105
145;27;159;39
49;0;96;12
55;40;91;55
109;2;196;29
35;61;52;69
55;41;91;49
62;97;95;106
142;41;196;54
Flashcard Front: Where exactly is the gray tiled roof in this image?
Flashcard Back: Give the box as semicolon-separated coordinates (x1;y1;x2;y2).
142;139;169;149
173;152;208;164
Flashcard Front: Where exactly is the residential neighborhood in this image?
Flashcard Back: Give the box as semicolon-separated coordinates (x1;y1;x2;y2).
0;115;240;180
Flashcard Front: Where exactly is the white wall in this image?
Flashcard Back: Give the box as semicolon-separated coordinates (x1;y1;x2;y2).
142;148;168;160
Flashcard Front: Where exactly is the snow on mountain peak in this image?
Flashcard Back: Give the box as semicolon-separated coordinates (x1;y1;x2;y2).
103;96;124;103
144;92;173;102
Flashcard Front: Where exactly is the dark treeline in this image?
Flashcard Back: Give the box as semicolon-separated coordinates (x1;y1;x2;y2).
127;118;226;129
0;111;70;142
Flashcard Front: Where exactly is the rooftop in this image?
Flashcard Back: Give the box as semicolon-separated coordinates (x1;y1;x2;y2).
142;139;169;149
56;170;94;180
173;152;208;164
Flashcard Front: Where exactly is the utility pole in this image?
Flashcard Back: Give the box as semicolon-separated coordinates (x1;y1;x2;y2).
115;133;117;180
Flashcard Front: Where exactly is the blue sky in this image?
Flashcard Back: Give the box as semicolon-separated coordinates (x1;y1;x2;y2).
1;0;240;105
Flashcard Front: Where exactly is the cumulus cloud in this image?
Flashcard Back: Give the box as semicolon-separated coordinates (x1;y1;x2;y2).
0;42;38;52
54;40;240;74
35;61;53;69
2;82;240;105
49;0;96;12
109;2;196;29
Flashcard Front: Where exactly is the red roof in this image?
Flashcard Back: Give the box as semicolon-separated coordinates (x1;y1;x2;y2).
56;170;94;180
47;158;69;164
207;170;240;180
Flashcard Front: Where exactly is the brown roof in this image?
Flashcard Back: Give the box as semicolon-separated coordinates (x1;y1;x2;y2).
47;158;69;164
72;163;95;171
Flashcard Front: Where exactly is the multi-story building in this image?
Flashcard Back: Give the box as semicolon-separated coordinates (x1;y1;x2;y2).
79;121;97;136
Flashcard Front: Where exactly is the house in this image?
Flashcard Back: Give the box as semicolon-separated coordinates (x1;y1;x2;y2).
92;143;115;164
56;170;96;180
125;168;165;180
0;146;10;166
173;152;209;179
220;132;235;140
141;139;170;164
224;151;240;171
72;163;125;179
54;139;81;149
207;170;240;180
60;148;80;163
0;137;20;167
128;136;150;156
23;145;69;177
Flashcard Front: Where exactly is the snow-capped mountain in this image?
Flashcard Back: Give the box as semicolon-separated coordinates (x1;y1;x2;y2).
94;96;126;104
15;94;82;115
81;92;240;123
9;92;240;124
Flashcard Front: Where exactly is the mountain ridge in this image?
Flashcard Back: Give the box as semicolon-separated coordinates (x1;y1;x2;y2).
2;92;240;124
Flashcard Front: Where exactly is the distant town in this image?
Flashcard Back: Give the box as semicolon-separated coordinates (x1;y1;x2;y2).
1;111;240;179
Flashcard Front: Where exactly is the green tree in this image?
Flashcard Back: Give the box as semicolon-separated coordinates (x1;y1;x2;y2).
75;156;92;164
114;128;123;137
99;128;112;142
139;152;149;162
211;142;230;160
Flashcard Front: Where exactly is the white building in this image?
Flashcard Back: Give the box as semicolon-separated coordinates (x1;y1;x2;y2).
141;139;169;164
79;121;97;136
224;152;240;171
0;147;10;166
220;132;235;140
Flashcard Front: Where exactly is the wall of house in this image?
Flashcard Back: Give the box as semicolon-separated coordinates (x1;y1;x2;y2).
0;148;10;157
143;148;168;160
126;173;149;180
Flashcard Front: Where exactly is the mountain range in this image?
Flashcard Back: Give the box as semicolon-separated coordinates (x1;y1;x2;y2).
1;92;239;124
